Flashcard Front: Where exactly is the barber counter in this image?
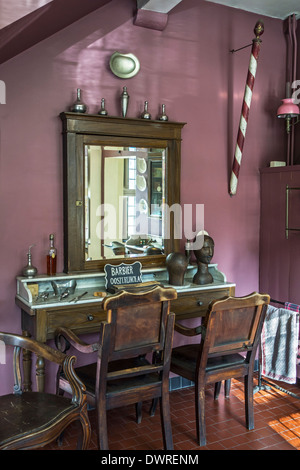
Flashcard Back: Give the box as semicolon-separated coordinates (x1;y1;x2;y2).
16;264;235;391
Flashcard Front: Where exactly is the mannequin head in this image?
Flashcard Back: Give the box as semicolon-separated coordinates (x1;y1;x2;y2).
166;252;188;286
194;235;214;265
193;235;214;285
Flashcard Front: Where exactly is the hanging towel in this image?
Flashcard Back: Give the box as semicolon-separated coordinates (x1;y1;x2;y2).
261;305;299;383
285;302;300;365
285;302;300;313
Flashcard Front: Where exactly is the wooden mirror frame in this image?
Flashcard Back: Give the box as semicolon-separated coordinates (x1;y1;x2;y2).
60;112;186;273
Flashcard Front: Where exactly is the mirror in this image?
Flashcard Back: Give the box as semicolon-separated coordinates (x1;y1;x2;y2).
85;145;165;260
60;113;185;273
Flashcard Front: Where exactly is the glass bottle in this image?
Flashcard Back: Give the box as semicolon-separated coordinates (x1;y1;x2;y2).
47;234;57;275
185;239;193;264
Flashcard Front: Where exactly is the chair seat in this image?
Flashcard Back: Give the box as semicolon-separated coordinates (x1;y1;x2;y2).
0;392;76;447
171;344;245;380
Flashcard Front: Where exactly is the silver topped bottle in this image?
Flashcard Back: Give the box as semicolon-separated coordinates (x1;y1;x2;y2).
141;101;151;119
70;88;87;113
158;103;168;121
98;98;108;115
22;245;38;278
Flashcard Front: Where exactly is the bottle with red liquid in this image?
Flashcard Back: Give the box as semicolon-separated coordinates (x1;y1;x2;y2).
47;234;57;275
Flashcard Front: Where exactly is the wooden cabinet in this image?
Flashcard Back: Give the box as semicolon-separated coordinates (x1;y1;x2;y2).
19;284;235;341
19;302;107;343
171;287;234;319
47;305;106;337
260;166;300;304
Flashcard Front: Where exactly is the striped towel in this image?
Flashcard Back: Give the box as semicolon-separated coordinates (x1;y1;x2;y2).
285;302;300;365
261;305;299;383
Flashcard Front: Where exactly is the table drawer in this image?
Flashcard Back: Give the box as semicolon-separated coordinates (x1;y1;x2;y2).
47;305;106;337
172;288;233;319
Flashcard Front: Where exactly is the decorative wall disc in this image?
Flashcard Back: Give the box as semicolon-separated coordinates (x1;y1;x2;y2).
109;52;140;78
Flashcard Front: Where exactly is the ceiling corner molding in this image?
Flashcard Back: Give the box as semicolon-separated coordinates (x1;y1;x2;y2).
133;8;168;31
0;0;112;65
134;0;182;30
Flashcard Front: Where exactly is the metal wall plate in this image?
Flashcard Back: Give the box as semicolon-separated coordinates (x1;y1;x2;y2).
109;52;140;78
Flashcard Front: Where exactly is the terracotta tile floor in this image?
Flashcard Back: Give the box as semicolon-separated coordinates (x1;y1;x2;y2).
44;378;300;451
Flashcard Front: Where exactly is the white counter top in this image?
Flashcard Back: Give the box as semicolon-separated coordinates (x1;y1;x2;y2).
16;264;235;310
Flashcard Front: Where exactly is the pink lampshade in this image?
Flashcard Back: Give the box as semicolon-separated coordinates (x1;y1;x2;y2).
277;98;300;118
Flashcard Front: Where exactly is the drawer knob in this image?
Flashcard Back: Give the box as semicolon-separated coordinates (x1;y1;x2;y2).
87;314;94;321
197;301;203;306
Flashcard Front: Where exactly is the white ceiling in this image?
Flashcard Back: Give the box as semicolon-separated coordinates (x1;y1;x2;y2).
138;1;300;19
137;0;183;14
205;0;300;20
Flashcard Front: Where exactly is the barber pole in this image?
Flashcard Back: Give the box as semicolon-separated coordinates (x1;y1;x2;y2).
229;20;264;196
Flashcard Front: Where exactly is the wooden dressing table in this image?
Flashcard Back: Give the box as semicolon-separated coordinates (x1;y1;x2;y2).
16;113;235;392
16;265;235;391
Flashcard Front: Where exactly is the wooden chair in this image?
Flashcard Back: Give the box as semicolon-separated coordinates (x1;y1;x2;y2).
55;285;177;450
170;292;270;446
0;332;90;450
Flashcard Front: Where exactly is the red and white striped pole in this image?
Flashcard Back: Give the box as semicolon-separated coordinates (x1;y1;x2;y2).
229;20;264;196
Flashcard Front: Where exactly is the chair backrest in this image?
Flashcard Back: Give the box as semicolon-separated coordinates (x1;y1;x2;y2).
102;285;177;360
198;292;270;369
99;285;177;380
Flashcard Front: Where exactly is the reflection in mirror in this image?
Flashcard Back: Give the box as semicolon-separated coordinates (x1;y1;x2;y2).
84;145;165;261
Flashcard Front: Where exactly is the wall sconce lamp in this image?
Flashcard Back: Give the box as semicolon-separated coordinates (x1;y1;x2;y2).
277;98;300;133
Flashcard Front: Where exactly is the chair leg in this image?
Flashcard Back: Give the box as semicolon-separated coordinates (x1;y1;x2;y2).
150;398;158;417
244;374;254;430
225;379;231;398
97;402;109;450
195;385;206;447
136;402;142;424
77;407;91;450
215;380;231;400
214;382;222;399
160;393;173;450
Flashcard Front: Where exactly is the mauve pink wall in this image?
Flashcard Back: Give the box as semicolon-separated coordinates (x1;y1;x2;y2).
0;0;286;394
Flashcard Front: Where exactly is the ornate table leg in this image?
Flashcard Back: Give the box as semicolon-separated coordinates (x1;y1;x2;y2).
36;356;45;392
